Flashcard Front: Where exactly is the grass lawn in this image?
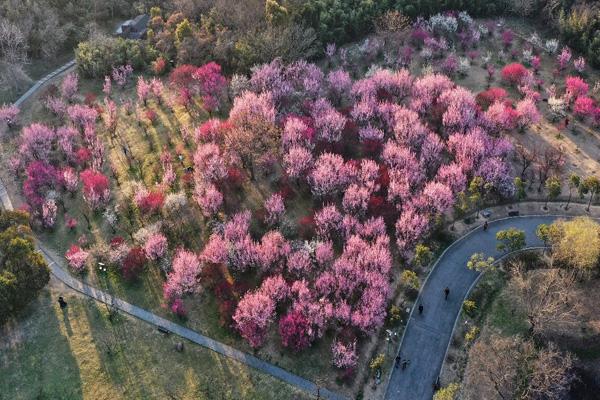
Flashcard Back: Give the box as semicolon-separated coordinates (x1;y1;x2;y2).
0;284;312;400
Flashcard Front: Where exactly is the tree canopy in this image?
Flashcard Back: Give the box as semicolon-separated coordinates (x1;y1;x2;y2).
0;210;49;325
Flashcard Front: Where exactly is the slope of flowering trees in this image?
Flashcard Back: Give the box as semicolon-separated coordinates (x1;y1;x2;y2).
166;57;521;368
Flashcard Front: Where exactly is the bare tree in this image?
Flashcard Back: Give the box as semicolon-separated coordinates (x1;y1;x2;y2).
509;265;579;337
464;333;532;400
514;144;538;181
535;146;565;192
525;342;575;400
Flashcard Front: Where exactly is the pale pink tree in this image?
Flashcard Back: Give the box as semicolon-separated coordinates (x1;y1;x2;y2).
287;249;313;276
309;153;351;196
137;76;152;106
163;248;203;302
342;184;370;214
283;146;313;180
103;76;112;97
0;104;19;128
62;167;79;193
282;117;314;150
42;199;57;228
557;47;572;71
193;143;228;182
436;162;467;194
440;87;478;133
264;193;285;225
395;206;430;255
515;98;541;131
65;245;89;273
574;57;586;73
311;98;346;142
102;98;118;135
61;72;79;102
331;339;358;368
19;123;55;163
194;183;223;217
233;290;276;348
422;181;454;214
144;233;168;261
257;230;291;273
314;204;343;238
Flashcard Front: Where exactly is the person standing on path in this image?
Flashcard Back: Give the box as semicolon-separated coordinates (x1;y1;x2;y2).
418;304;423;315
483;221;488;231
401;359;410;370
444;287;450;300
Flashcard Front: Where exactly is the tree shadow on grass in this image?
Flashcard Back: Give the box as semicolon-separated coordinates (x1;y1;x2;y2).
0;289;83;400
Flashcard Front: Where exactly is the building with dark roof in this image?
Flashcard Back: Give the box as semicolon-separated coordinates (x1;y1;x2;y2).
115;14;150;40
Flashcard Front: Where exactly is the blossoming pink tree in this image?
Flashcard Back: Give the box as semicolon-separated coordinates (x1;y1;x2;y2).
163;248;202;302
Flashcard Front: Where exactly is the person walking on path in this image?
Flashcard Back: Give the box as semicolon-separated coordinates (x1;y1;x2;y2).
444;287;450;300
395;356;401;369
58;296;67;309
483;221;488;231
401;359;410;370
418;304;423;315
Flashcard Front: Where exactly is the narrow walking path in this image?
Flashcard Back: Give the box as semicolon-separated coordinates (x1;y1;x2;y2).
14;60;76;107
384;215;563;400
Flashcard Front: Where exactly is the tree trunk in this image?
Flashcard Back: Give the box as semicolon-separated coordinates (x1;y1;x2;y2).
565;188;572;210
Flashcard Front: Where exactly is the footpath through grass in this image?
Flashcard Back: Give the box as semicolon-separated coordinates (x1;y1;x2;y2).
0;287;311;400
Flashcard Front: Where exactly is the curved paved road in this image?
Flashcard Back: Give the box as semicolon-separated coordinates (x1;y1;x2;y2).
385;215;560;400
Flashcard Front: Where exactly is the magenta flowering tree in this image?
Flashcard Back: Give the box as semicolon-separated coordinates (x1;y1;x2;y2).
163;248;203;302
80;169;110;210
23;161;58;208
192;62;228;112
61;72;79;102
144;233;168;261
565;76;589;103
264;193;285;225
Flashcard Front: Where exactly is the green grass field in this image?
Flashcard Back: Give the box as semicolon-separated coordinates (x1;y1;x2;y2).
0;287;311;400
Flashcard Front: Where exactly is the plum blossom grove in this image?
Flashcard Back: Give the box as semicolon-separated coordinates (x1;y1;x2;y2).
168;58;519;367
7;13;549;369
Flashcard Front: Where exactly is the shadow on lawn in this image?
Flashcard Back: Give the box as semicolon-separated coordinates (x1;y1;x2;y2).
0;289;84;399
